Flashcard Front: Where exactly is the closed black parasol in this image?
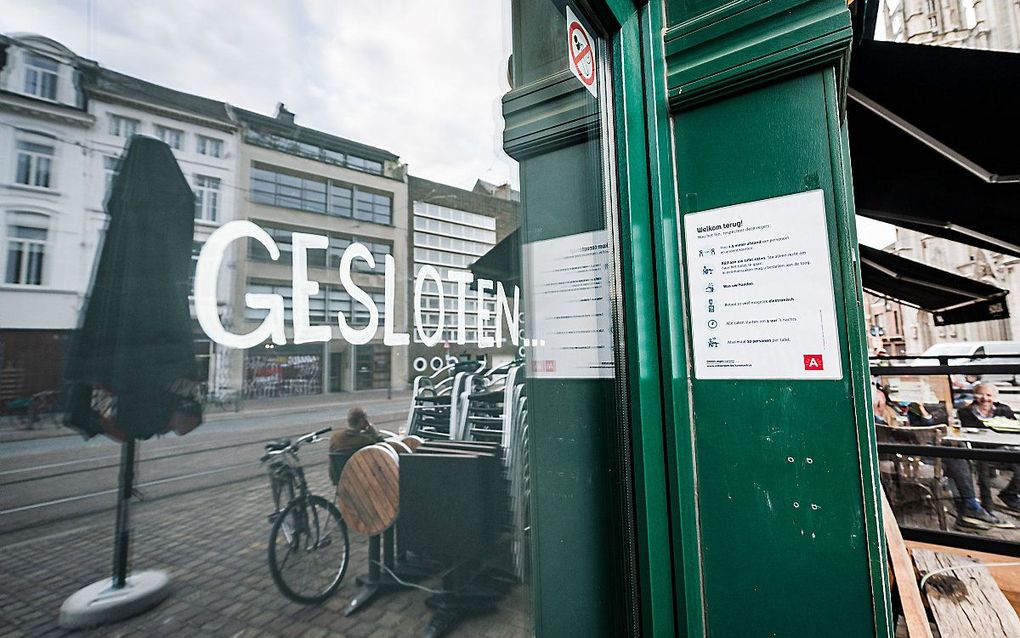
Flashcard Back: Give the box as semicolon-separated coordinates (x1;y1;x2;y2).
64;135;202;439
59;136;203;628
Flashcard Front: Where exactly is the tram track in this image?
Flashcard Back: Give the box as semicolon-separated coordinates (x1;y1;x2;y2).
0;410;406;540
0;413;405;486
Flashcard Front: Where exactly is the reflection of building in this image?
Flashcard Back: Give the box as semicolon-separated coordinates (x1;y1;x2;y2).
0;35;92;399
407;176;519;380
79;58;239;394
0;33;237;398
863;291;909;356
881;0;1020;51
231;105;409;396
868;230;1017;354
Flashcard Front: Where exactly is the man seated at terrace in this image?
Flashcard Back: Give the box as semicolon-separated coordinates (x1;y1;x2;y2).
958;383;1020;515
876;387;1011;530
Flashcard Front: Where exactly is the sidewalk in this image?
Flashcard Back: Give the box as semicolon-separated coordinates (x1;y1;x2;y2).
0;470;530;637
0;389;414;444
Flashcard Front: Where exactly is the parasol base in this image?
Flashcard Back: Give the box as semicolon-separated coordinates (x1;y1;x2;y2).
59;570;170;629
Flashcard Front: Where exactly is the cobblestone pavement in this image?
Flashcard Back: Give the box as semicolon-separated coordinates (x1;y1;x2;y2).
0;471;531;637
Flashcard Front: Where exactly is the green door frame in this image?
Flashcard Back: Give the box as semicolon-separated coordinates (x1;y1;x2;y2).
508;1;891;635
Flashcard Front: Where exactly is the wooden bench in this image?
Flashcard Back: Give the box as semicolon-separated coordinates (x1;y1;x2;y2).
883;489;1020;637
913;549;1020;638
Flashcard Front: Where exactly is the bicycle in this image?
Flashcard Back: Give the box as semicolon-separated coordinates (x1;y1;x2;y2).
261;426;349;604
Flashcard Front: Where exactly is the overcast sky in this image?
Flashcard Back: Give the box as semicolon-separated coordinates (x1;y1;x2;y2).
1;0;896;247
2;0;517;191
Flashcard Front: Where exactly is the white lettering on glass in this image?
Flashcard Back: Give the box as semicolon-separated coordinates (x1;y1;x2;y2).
415;265;444;347
194;223;522;351
383;254;409;346
291;232;331;344
337;242;378;345
495;281;520;347
476;278;494;348
195;221;286;349
449;270;474;345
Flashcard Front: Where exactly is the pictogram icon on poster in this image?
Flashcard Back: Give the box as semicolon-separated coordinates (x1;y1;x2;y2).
566;6;597;97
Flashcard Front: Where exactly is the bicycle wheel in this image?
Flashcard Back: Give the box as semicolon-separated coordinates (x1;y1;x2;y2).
268;495;349;604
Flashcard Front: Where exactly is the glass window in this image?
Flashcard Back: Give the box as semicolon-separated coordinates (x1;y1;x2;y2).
15;135;54;189
249;164;328;214
194;175;221;222
354;190;392;225
196;135;224;158
108;114;140;137
248;225;293;265
329;182;354;218
5;214;48;285
23;52;59;100
155;125;184;150
103;155;120;202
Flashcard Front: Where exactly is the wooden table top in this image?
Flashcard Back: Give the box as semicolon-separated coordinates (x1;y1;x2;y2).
336;444;400;536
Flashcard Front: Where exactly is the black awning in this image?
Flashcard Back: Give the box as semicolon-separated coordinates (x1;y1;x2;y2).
848;40;1020;256
859;244;1009;326
470;228;520;287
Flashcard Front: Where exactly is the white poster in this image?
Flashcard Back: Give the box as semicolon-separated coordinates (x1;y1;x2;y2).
524;230;614;379
683;190;843;380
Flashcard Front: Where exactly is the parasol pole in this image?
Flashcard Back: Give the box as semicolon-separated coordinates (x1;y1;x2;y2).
111;437;137;589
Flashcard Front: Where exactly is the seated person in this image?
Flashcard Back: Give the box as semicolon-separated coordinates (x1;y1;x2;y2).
906;402;940;427
872;386;900;426
958;383;1020;515
874;387;1009;529
328;407;386;484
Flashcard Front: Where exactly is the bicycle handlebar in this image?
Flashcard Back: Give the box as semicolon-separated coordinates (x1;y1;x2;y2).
294;426;333;447
260;426;333;462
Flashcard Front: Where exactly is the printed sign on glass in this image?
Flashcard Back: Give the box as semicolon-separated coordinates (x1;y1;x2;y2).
566;6;597;97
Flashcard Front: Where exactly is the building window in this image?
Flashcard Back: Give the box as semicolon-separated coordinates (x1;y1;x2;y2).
329;183;354;218
328;236;390;274
248;224;294;265
251;166;327;214
248;225;390;275
196;135;224;158
5;213;48;285
23;53;59;101
190;241;202;288
250;164;392;224
243;131;386;175
194;175;221;222
156;125;184;150
929;15;939;30
103;156;121;202
15;134;55;189
108;114;140;138
354;190;392;225
245;280;384;326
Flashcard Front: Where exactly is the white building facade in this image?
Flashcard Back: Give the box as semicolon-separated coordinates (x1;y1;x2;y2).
0;35;96;398
0;33;240;399
80;64;239;392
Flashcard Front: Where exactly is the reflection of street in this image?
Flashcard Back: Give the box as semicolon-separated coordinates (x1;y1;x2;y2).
0;392;530;636
1;394;409;538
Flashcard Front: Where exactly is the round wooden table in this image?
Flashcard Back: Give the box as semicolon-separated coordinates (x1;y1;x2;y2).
336;444;400;536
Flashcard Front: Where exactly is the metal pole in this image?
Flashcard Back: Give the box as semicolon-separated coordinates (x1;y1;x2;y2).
112;437;136;589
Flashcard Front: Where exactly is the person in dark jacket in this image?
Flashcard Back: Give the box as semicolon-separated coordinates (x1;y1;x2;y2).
898;394;1009;529
328;407;386;484
957;383;1020;514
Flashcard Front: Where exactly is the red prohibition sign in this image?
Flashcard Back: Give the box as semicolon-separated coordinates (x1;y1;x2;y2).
568;21;595;86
